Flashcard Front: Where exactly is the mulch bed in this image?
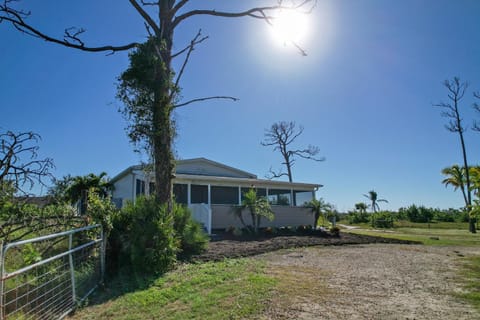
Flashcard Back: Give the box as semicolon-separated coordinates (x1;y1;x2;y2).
190;232;420;262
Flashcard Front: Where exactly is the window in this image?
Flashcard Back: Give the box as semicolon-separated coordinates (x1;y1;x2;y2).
268;189;291;205
211;186;239;204
294;190;313;206
241;187;267;201
173;184;188;204
191;184;208;204
136;179;145;196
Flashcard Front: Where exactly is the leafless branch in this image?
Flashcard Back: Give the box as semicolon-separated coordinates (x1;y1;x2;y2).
433;77;469;134
173;0;189;15
171;29;208;100
0;1;138;53
173;96;239;108
291;145;325;161
173;0;316;56
0;130;54;193
129;0;161;36
141;1;158;6
265;166;288;180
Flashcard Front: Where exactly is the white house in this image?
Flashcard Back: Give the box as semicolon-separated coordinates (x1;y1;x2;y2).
110;158;322;233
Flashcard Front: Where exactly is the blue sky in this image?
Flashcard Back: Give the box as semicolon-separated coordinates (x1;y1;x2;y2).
2;0;480;212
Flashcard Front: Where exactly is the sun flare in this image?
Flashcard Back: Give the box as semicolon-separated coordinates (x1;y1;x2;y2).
270;9;309;45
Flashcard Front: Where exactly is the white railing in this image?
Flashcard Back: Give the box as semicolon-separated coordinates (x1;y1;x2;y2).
0;224;104;320
188;204;212;234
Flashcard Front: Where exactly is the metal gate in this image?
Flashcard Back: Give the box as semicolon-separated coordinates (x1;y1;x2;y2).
0;224;104;319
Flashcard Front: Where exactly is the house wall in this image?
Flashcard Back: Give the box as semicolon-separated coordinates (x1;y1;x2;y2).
111;175;134;207
211;205;313;229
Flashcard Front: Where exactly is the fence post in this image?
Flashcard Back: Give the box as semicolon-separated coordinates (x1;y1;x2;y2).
68;233;77;305
100;226;105;285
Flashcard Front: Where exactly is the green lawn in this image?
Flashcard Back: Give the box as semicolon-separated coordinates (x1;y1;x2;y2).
70;259;277;320
460;256;480;311
344;223;480;246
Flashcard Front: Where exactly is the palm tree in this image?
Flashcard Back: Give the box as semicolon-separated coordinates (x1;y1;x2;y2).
304;198;333;229
234;188;274;233
468;166;480;197
363;190;388;213
65;172;113;214
442;165;468;207
354;202;368;213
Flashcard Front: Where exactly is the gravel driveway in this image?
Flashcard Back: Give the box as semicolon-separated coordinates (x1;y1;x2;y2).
258;244;479;320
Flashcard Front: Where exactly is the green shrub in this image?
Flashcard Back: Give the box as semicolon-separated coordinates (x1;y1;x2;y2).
172;203;208;258
400;205;434;223
347;210;369;224
371;211;394;228
110;196;178;275
109;197;208;274
86;191;118;235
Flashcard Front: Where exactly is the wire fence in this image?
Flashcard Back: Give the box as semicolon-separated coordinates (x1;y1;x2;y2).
0;225;104;320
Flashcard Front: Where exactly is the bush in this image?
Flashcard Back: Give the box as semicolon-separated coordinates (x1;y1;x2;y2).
109;197;178;275
172;203;208;258
109;197;209;274
347;211;369;224
371;211;394;228
400;205;434;223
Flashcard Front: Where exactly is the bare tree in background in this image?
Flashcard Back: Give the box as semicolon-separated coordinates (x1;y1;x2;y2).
0;130;54;194
1;0;317;209
434;77;476;233
261;121;324;182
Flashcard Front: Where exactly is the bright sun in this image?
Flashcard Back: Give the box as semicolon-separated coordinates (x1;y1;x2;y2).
270;9;309;45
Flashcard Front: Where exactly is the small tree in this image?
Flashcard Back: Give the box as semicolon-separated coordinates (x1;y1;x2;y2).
233;188;274;234
261;121;324;182
0;130;54;194
303;198;332;229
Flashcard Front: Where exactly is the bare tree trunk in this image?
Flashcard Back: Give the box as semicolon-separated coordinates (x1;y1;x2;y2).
152;6;175;208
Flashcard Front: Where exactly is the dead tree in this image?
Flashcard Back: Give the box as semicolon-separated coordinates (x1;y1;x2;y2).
0;130;54;194
261;121;324;182
434;77;475;233
1;0;317;208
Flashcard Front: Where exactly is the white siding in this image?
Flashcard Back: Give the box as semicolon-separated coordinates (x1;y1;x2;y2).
111;175;134;206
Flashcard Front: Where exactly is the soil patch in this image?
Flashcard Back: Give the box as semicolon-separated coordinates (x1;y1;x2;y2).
260;244;480;319
191;232;418;262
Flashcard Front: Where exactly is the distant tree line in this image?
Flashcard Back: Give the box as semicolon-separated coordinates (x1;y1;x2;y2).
345;204;469;226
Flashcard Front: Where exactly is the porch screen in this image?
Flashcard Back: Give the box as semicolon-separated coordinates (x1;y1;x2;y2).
211;186;239;204
294;190;314;206
173;184;188;204
191;184;208;204
268;189;291;205
241;187;267;201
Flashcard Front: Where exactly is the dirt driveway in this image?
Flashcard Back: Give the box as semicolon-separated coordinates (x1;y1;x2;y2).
258;244;479;320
